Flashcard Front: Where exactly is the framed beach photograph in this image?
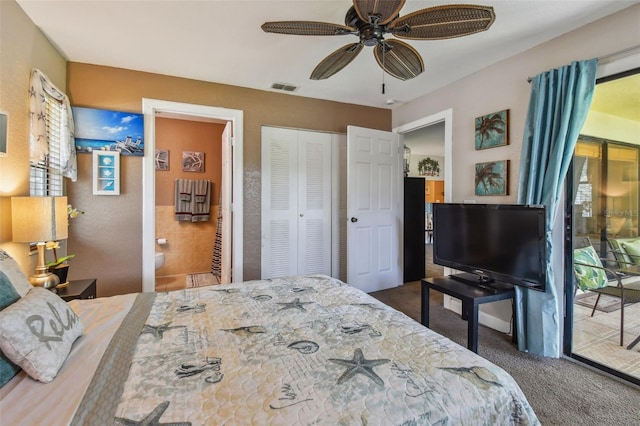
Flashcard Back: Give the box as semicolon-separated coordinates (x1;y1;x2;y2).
93;151;120;195
475;160;509;196
155;149;169;171
0;112;7;157
475;109;509;150
182;151;205;172
73;107;144;156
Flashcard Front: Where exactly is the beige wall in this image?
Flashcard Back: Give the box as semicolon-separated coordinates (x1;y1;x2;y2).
65;63;391;296
392;4;640;323
393;4;640;204
0;0;67;275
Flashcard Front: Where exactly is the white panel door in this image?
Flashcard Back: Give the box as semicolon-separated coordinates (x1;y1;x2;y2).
347;125;401;293
261;127;333;279
261;127;298;278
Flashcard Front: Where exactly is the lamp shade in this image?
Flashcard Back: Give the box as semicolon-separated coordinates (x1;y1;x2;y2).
11;196;68;243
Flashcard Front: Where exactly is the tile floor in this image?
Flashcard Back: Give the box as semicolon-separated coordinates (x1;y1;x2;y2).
572;296;640;379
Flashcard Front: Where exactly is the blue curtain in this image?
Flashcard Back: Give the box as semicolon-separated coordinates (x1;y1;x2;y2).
516;59;598;357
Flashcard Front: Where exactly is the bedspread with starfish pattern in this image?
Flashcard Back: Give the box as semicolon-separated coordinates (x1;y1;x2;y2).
75;275;539;425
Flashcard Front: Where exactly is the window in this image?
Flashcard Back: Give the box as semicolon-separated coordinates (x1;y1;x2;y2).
28;68;76;194
30;92;64;196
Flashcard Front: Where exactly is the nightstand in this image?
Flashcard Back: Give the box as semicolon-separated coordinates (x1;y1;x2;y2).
57;278;97;302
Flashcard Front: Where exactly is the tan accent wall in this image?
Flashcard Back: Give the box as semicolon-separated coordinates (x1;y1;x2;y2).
66;63;391;295
0;0;67;275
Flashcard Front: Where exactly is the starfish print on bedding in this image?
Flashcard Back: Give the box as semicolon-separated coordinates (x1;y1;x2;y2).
277;297;313;312
114;401;191;425
328;348;390;386
140;323;186;340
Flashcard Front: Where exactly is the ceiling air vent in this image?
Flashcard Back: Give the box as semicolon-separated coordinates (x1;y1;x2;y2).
271;82;298;92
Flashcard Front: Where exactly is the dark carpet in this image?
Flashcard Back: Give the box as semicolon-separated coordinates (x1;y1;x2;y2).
370;281;640;425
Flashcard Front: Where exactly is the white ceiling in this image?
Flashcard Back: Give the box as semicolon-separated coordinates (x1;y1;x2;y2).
16;0;639;109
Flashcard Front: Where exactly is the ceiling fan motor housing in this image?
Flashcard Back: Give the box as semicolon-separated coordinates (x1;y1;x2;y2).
346;6;395;47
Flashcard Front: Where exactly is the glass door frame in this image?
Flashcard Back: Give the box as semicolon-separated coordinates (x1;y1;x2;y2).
564;138;640;387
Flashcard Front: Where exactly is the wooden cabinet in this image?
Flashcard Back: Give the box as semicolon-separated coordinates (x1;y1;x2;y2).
425;180;445;203
404;178;425;282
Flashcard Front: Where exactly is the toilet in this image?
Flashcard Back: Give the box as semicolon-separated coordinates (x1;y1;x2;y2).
155;252;165;270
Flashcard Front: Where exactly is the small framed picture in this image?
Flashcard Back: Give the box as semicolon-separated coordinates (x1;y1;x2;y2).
475;160;509;196
0;112;7;157
155;149;169;171
475;109;509;150
93;151;120;195
183;151;204;172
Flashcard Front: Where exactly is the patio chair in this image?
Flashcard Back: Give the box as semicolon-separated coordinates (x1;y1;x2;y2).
573;243;627;346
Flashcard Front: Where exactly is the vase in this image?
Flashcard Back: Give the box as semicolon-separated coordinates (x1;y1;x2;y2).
50;264;70;288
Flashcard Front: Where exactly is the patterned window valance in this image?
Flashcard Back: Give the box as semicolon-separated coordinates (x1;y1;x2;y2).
29;69;77;181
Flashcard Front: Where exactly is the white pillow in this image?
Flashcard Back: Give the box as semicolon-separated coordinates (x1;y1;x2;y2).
0;287;84;383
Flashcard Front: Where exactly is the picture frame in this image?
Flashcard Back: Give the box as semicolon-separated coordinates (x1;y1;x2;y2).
475;160;509;196
475;109;509;150
155;149;169;171
182;151;205;172
0;112;7;157
73;107;144;156
93;151;120;195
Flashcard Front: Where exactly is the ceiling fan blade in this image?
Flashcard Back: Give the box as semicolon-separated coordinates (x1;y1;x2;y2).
261;21;354;36
311;43;364;80
353;0;406;25
390;5;495;40
374;39;424;81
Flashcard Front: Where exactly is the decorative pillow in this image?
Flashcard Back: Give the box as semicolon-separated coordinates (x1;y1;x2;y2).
0;249;32;297
573;246;608;291
0;270;22;387
0;287;84;383
621;240;640;264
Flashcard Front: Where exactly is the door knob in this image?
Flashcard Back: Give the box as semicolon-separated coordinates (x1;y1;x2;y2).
350;217;358;223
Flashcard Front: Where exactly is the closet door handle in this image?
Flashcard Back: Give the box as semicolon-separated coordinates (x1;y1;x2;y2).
350;217;358;223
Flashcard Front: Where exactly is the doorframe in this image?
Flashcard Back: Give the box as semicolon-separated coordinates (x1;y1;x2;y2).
393;108;453;205
141;99;244;292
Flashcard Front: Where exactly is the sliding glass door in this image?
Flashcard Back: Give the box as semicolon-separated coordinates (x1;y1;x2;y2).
566;70;640;386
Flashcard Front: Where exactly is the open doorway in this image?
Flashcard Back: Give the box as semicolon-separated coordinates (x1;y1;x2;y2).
403;122;446;280
394;109;453;282
141;99;244;293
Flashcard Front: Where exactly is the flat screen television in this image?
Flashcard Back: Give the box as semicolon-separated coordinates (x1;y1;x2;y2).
433;203;546;292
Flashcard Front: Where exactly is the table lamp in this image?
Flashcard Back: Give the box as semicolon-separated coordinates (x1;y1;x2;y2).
11;196;68;290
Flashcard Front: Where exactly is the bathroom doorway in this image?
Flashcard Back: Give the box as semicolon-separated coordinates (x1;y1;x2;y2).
142;99;244;293
153;115;227;290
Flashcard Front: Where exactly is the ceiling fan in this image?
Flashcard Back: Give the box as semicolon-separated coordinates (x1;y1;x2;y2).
261;0;495;81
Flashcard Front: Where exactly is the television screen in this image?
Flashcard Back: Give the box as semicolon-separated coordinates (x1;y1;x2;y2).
433;203;546;291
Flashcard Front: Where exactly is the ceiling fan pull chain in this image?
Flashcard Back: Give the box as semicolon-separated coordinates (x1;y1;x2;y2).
381;44;386;95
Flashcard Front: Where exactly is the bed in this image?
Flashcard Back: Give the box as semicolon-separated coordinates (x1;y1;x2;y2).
1;252;538;425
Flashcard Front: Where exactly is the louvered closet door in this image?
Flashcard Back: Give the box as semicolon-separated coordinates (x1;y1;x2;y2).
261;127;298;278
261;127;333;279
297;130;332;275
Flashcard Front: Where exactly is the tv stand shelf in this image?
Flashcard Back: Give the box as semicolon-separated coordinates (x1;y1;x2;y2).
421;275;516;353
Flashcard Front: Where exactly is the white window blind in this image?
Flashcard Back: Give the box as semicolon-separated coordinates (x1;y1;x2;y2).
30;92;64;196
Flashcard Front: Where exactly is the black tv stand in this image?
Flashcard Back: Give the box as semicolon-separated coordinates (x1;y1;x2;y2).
421;276;517;353
448;273;514;293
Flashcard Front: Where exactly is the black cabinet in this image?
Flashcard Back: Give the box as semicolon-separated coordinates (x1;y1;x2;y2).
57;279;97;301
404;178;425;282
